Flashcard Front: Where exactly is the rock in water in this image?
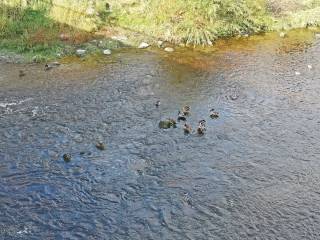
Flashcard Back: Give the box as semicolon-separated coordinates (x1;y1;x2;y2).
138;42;150;49
103;49;112;55
76;49;86;56
164;47;174;52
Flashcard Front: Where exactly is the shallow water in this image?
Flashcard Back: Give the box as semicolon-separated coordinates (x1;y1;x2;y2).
1;30;320;239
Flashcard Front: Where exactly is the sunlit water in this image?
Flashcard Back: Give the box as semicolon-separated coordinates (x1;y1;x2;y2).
1;30;320;239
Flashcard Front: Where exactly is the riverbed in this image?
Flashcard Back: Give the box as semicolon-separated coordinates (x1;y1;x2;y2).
1;29;320;239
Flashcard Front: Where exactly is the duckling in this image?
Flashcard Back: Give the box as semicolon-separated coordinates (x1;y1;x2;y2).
197;120;206;135
19;70;26;77
181;105;191;115
210;109;219;119
63;153;72;162
177;111;187;121
45;62;61;71
95;141;106;150
183;123;192;134
155;100;161;107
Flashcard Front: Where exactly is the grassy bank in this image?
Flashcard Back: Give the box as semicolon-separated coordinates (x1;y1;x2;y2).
1;0;320;61
111;0;320;45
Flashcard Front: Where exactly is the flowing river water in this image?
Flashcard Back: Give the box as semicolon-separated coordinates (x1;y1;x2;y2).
1;30;320;239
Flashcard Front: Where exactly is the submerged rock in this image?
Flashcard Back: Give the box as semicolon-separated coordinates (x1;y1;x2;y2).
164;47;174;52
103;49;112;55
63;153;72;162
159;119;176;129
138;42;150;49
76;49;86;56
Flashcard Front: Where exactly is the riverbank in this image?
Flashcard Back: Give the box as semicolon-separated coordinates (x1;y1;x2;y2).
1;0;320;62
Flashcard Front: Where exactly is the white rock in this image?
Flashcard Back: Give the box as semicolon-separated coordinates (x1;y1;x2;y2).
164;47;174;52
103;49;112;55
76;49;86;56
138;42;150;49
279;32;286;38
315;33;320;38
157;41;164;47
295;71;301;76
308;65;313;70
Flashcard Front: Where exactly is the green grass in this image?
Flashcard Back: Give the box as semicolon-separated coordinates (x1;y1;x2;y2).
109;0;320;45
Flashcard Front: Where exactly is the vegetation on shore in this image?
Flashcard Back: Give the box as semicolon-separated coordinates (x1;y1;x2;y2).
1;0;320;61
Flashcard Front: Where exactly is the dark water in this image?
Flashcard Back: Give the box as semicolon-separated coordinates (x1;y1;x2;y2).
1;30;320;239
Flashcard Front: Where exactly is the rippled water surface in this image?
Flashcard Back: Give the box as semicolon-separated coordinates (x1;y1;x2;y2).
1;30;320;239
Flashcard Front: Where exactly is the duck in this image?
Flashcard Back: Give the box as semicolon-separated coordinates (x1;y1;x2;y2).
155;100;161;107
181;105;191;115
168;118;177;128
177;111;187;121
63;153;72;162
183;123;192;134
44;62;61;71
19;70;26;77
95;141;106;150
197;120;206;135
210;109;219;119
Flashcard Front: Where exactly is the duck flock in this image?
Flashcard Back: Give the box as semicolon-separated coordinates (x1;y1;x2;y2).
157;101;219;135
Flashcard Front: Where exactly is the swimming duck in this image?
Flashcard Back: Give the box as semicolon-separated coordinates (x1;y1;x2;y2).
210;109;219;119
95;141;106;151
181;105;191;115
44;62;61;71
155;100;161;107
63;153;72;162
19;70;25;77
183;123;192;134
197;120;206;135
177;111;187;121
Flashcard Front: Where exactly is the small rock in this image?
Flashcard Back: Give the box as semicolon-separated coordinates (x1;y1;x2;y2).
76;49;86;56
159;119;176;129
138;42;150;49
63;153;71;162
103;49;112;55
315;33;320;39
157;41;164;47
308;65;313;70
295;71;301;76
95;142;106;151
155;100;161;107
279;32;287;38
164;47;174;52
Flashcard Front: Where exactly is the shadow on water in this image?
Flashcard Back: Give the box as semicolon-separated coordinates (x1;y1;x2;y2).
1;29;320;239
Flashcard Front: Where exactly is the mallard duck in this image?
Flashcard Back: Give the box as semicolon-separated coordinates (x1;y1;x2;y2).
197;120;206;135
95;141;106;150
210;109;219;119
63;153;72;162
155;100;161;107
181;105;191;115
177;111;187;121
19;70;26;77
45;62;61;71
183;123;192;134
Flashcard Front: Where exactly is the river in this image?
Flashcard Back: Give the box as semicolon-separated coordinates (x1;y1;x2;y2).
1;29;320;239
